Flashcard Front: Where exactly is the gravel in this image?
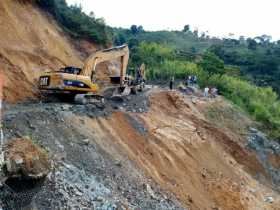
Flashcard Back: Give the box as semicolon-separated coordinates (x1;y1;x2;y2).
0;91;185;210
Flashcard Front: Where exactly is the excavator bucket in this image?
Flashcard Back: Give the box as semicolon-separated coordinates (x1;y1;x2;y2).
111;86;131;101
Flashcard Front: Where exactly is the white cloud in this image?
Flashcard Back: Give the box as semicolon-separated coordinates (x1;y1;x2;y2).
66;0;280;40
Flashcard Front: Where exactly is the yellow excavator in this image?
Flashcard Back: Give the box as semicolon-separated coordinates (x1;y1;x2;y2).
38;45;144;104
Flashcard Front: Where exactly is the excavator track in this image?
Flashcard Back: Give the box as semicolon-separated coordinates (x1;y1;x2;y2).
74;93;105;106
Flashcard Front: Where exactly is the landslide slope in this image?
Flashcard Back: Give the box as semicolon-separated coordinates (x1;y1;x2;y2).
3;89;280;209
87;90;280;210
0;0;86;102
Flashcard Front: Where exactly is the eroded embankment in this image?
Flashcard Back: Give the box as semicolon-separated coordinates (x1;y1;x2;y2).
0;0;115;103
72;90;280;210
2;89;280;209
0;0;85;102
2;96;184;210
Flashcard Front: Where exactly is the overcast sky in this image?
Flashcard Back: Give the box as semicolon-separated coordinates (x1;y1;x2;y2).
66;0;280;40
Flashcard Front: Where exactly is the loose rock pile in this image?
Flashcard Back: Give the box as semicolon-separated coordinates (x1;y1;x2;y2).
4;138;51;180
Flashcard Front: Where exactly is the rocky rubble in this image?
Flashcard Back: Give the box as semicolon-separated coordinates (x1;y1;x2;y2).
51;163;126;209
0;92;185;210
247;128;280;191
4;138;51;180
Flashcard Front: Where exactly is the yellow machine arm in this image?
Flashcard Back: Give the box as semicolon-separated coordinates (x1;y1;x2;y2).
139;63;146;79
81;45;129;85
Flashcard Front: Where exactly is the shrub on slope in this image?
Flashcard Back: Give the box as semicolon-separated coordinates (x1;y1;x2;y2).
36;0;112;45
209;75;280;140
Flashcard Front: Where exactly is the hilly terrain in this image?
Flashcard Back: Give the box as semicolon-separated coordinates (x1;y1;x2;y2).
0;0;279;210
114;26;280;95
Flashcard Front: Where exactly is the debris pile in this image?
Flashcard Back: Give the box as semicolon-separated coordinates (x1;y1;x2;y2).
4;138;50;180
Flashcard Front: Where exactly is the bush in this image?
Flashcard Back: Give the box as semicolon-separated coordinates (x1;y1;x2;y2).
132;42;208;82
208;74;280;140
198;52;225;76
146;60;205;81
36;0;112;45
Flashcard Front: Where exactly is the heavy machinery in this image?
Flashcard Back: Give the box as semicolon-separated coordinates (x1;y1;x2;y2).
38;45;142;104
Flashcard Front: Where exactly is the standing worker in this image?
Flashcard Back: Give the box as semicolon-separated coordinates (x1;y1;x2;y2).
185;76;189;86
170;76;174;90
188;75;192;86
193;75;197;85
204;86;209;98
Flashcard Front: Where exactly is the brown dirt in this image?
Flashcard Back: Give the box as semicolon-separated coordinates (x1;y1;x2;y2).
0;1;134;103
201;98;252;131
268;154;280;169
0;0;84;102
0;0;104;102
4;138;50;178
207;178;246;210
69;90;280;210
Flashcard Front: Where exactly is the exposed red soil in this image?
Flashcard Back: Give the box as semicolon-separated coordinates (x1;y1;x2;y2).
268;154;280;169
68;90;279;210
4;138;50;178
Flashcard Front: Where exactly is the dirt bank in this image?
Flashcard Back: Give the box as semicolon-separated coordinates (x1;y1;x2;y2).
3;89;279;209
2;93;184;209
0;0;84;102
0;0;116;103
94;90;279;210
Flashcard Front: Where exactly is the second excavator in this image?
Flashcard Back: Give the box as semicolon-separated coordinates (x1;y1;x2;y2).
38;45;145;104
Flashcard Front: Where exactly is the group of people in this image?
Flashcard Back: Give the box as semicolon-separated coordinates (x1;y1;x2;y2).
169;75;198;90
168;75;218;99
186;75;197;86
204;86;218;98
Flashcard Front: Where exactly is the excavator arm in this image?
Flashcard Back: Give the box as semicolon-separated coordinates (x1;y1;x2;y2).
81;45;129;86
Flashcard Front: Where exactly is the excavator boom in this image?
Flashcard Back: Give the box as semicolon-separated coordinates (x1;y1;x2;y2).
81;45;129;86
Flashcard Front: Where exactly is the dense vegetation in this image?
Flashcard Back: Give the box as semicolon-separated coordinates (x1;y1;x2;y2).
209;75;280;140
114;27;280;95
209;38;280;94
36;0;112;45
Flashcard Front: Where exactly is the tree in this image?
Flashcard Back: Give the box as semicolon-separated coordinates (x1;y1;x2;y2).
89;11;95;18
199;52;225;76
247;38;257;50
130;25;138;35
36;0;112;44
115;33;126;45
137;25;144;33
193;29;198;37
36;0;56;11
239;36;246;44
183;25;190;32
200;32;206;39
261;34;272;43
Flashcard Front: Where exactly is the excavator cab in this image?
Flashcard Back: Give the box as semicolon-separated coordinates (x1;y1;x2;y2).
58;66;82;75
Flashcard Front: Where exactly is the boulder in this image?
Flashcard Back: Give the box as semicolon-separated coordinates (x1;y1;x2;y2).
3;138;51;179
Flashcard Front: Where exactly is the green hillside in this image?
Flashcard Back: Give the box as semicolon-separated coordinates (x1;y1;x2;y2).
114;27;280;95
